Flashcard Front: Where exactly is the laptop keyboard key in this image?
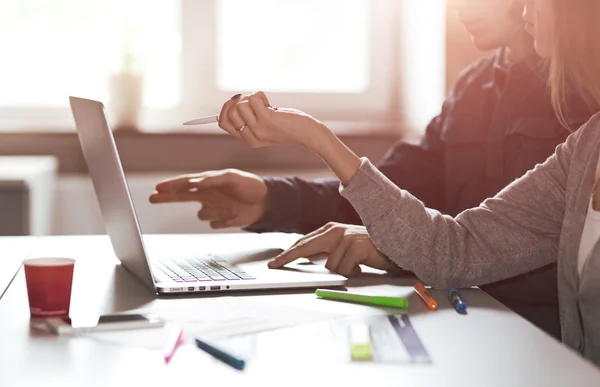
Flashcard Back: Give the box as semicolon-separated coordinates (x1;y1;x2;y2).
159;256;256;282
194;276;213;282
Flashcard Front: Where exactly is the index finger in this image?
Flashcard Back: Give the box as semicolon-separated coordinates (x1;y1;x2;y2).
155;174;205;192
248;91;271;121
149;190;218;204
267;232;333;269
219;95;243;138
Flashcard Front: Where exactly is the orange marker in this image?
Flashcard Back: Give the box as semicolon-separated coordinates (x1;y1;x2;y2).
413;281;438;310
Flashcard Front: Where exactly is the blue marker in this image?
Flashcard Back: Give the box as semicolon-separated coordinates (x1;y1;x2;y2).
195;338;246;371
448;287;467;314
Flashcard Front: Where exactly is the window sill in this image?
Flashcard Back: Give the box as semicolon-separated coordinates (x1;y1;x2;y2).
0;121;416;174
0;119;411;136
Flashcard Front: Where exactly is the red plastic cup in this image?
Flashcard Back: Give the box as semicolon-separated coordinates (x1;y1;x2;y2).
24;258;75;318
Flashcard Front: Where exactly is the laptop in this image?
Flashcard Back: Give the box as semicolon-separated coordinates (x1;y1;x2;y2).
69;96;347;294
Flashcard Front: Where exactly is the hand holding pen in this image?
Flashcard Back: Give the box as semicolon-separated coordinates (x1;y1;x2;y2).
182;92;327;150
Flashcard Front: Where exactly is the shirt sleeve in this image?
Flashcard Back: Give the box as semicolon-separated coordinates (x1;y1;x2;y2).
339;127;579;289
244;176;358;234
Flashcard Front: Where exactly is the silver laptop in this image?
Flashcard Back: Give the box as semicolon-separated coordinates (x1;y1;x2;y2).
69;96;346;294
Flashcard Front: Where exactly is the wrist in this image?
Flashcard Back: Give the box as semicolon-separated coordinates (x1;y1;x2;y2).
307;122;337;156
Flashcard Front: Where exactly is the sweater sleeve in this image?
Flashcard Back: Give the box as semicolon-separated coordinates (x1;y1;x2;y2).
339;128;579;289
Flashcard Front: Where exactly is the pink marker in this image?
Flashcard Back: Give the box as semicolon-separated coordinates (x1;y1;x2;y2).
164;327;184;364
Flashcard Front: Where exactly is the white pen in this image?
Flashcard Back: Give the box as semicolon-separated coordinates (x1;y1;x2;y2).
182;115;219;126
183;107;278;126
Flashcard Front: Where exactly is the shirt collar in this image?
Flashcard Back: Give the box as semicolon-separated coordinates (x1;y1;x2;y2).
484;48;543;90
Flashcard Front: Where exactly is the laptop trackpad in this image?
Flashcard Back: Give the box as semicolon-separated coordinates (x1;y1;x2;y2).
220;248;284;265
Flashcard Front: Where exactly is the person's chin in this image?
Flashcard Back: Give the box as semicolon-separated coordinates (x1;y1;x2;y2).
533;41;551;59
470;36;501;52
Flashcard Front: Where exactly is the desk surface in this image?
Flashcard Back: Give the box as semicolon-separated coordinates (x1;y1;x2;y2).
0;236;36;299
1;234;600;387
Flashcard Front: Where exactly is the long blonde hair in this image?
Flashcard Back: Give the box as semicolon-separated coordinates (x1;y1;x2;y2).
549;0;600;128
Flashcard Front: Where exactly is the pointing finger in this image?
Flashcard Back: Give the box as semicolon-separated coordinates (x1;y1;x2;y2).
268;231;336;269
149;190;215;204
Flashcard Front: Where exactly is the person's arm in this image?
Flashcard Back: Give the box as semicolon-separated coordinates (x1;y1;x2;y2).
246;110;447;235
221;91;572;289
337;126;579;289
245;177;355;234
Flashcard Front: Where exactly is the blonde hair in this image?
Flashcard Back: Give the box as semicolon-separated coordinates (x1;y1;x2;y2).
549;0;600;128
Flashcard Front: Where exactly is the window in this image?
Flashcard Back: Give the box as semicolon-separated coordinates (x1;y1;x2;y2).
0;0;180;129
216;0;370;94
0;0;445;133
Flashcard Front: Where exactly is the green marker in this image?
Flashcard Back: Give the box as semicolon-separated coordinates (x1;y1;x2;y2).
315;289;409;309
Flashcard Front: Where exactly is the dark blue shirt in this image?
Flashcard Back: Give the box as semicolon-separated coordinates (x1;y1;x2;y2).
247;49;594;339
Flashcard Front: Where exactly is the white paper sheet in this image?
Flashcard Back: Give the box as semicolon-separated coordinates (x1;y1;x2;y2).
81;297;342;350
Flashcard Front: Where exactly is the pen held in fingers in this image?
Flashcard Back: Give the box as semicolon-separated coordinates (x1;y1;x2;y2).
183;104;278;126
182;115;220;126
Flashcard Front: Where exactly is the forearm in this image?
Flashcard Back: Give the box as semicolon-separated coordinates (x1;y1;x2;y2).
339;156;568;289
309;125;362;187
246;125;377;234
246;177;361;234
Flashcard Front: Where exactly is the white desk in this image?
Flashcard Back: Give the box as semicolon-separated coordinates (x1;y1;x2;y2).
1;234;600;387
0;236;36;299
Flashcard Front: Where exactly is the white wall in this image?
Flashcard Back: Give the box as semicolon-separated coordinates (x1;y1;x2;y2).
397;0;446;131
51;169;332;235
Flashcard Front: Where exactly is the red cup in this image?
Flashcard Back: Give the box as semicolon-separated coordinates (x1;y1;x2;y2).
24;258;75;318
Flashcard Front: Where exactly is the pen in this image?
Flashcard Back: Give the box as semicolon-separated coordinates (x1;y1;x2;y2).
195;338;246;371
413;281;438;310
163;327;184;364
448;287;467;314
182;115;219;126
315;289;409;309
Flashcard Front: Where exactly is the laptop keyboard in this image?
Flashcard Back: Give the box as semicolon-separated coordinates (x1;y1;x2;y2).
152;256;255;283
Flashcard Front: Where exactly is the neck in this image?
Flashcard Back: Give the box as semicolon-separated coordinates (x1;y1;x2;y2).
505;34;535;64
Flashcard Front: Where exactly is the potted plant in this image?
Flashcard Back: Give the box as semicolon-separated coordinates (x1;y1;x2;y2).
108;38;143;131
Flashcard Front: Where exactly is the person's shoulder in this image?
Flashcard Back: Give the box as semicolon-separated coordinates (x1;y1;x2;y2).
564;111;600;156
577;112;600;137
450;51;499;92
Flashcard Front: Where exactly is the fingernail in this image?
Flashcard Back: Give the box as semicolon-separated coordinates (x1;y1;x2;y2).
231;93;242;100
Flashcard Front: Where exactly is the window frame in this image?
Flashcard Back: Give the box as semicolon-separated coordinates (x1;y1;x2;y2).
182;0;397;124
0;0;446;135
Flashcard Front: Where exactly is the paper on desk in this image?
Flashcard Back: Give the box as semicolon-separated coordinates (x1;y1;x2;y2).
83;297;342;350
212;314;428;367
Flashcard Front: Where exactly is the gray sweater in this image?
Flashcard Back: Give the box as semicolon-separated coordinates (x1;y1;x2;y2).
340;113;600;366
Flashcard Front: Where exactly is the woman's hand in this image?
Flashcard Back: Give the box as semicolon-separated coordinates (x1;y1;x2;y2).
267;223;395;277
218;91;362;186
218;91;327;149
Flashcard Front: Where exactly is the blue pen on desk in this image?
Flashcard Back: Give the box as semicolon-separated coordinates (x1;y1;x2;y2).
448;287;467;314
195;338;246;371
